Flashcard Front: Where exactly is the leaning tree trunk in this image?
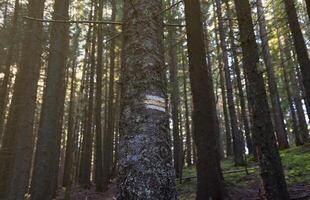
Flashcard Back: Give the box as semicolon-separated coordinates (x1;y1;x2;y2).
0;0;45;198
284;0;310;133
233;0;289;198
30;0;70;198
256;0;288;149
184;0;226;199
117;0;177;199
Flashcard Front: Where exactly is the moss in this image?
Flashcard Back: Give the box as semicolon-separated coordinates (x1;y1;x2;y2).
178;145;310;199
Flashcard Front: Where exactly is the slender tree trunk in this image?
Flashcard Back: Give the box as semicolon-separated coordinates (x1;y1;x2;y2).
63;25;81;188
0;0;45;198
305;0;310;21
117;0;177;199
80;24;96;189
30;0;70;198
184;0;226;199
257;0;289;149
233;0;289;198
168;0;181;178
226;2;253;155
94;0;104;192
215;0;244;165
284;0;310;131
0;0;19;142
181;50;192;167
102;0;117;191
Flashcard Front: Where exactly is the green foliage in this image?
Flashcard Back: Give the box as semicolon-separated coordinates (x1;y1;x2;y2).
178;145;310;199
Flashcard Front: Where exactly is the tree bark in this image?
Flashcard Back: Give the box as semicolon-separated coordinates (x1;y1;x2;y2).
0;0;45;198
226;1;253;155
257;0;289;149
0;0;19;140
117;0;177;199
284;0;310;134
233;0;289;198
215;0;244;165
102;0;117;191
30;0;70;198
184;0;226;199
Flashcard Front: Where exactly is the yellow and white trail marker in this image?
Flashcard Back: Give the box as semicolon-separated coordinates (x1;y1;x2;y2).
144;95;166;112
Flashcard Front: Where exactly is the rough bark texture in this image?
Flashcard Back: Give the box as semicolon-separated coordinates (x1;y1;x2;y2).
256;0;288;149
233;0;289;199
184;0;226;199
215;0;244;165
30;0;70;198
284;0;310;138
0;0;45;198
117;0;177;199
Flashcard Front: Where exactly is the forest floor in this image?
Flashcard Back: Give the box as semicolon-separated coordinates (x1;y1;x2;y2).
178;144;310;200
57;144;310;200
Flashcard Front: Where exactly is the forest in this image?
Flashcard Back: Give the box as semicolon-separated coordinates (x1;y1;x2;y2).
0;0;309;199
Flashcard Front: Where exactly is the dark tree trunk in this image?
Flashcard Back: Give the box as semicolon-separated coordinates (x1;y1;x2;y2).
233;0;289;198
117;0;177;199
181;51;192;167
80;22;96;189
184;0;226;199
30;0;70;198
63;25;81;188
305;0;310;22
102;0;117;191
226;1;253;155
0;0;19;140
284;0;310;136
257;0;289;149
215;0;244;165
94;0;104;192
0;0;45;198
168;0;182;178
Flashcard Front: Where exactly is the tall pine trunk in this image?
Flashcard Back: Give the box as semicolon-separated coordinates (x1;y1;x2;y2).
233;0;289;198
257;0;288;149
117;0;177;198
284;0;310;133
184;0;226;198
30;0;70;198
0;0;45;198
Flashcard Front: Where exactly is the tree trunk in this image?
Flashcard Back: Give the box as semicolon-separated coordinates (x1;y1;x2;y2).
30;0;70;198
184;0;226;199
168;0;182;178
284;0;310;133
233;0;289;198
94;0;104;192
257;0;289;149
0;0;45;198
0;0;19;140
226;1;253;155
181;50;192;167
215;0;244;165
102;0;117;191
117;0;177;199
305;0;310;21
63;25;81;188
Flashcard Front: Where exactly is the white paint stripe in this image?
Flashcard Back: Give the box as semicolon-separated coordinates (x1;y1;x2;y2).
146;105;166;112
145;95;165;103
